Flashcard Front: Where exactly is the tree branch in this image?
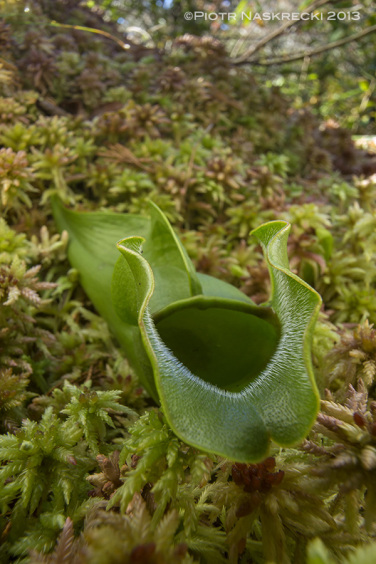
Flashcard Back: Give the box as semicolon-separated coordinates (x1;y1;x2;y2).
232;0;340;64
237;24;376;67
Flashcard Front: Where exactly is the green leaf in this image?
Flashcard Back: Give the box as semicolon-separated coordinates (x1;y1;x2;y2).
142;202;202;312
52;198;204;398
112;220;321;461
52;197;156;398
197;272;256;304
53;200;321;461
316;226;333;261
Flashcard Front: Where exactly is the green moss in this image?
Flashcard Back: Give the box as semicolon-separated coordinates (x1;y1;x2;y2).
1;1;376;561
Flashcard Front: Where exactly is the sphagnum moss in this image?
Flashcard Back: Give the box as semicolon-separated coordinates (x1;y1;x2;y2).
1;1;376;562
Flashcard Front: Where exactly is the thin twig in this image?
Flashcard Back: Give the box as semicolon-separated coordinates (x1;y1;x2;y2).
49;21;130;50
238;24;376;66
232;0;339;64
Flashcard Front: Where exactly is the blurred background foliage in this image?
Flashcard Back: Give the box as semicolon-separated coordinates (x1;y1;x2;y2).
3;0;375;129
76;0;376;131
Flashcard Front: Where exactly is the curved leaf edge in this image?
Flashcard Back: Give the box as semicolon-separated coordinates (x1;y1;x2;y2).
250;221;322;446
153;294;279;329
115;237;269;462
114;221;322;461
